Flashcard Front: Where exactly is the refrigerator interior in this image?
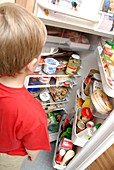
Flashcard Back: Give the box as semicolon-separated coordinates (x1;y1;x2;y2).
24;26;114;169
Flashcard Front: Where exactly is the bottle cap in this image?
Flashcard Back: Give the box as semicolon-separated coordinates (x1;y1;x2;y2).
96;123;102;129
81;107;93;119
72;54;80;60
66;127;72;134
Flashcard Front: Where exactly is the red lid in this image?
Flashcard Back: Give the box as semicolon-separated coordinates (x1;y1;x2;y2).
81;107;93;119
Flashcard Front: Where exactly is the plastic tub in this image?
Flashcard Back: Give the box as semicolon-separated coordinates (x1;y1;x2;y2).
43;58;59;74
39;76;50;84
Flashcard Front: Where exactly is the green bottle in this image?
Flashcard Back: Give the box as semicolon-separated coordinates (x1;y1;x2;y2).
59;127;72;141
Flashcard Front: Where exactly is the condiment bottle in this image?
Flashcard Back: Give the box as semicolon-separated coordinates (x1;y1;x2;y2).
55;149;66;164
59;127;72;141
81;107;93;123
65;54;81;76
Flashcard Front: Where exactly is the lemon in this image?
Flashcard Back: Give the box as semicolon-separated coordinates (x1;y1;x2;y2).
82;98;90;108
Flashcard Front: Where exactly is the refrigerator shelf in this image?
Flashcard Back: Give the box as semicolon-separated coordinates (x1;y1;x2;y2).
34;1;113;39
45;107;66;113
25;80;77;89
25;73;81;78
43;103;66;113
40;97;69;106
24;74;78;89
37;0;99;22
45;41;90;52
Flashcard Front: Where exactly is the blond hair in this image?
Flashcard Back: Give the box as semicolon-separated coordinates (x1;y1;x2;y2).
0;3;47;76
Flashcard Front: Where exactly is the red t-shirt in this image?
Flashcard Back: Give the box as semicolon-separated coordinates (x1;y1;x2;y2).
0;83;51;156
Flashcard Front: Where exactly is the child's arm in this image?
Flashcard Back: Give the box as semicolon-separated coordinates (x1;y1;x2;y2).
26;149;40;161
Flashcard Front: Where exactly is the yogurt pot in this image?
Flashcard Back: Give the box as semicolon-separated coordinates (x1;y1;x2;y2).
43;58;59;74
39;76;50;84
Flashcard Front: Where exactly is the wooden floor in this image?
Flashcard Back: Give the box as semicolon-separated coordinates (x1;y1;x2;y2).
86;144;114;170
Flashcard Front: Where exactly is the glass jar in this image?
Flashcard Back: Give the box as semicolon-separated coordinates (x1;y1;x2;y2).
65;54;81;76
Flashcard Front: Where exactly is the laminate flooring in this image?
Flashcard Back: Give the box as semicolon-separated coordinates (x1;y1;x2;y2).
86;144;114;170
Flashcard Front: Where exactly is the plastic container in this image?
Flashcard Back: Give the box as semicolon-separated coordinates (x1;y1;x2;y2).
39;92;50;102
39;76;50;84
90;89;113;114
43;58;59;74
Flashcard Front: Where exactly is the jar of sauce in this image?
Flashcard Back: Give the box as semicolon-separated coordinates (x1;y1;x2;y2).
65;54;81;76
81;107;93;123
77;107;93;123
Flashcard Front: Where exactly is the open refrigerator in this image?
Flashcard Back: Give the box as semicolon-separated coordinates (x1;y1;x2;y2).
24;0;114;169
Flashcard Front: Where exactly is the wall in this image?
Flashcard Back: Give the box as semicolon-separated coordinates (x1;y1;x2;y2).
16;0;36;12
0;0;15;3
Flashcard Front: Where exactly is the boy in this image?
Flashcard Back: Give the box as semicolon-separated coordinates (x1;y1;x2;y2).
0;2;51;170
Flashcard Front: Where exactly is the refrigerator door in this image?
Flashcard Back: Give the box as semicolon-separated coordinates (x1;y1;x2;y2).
66;109;114;170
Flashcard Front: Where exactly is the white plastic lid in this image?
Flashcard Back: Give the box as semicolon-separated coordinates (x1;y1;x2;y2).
40;92;50;102
72;54;80;60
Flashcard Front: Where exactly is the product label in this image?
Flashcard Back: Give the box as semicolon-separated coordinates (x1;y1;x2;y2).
66;66;77;75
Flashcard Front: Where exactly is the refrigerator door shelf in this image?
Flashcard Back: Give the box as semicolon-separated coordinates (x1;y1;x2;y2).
97;47;114;97
48;106;67;142
53;120;67;170
72;108;105;147
72;108;88;147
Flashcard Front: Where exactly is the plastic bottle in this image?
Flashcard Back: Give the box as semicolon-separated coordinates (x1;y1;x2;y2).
59;127;72;141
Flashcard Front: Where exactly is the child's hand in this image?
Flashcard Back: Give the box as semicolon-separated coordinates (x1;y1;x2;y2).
28;155;32;161
26;149;40;161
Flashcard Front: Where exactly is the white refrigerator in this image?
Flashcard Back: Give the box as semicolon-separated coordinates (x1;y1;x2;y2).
27;0;114;169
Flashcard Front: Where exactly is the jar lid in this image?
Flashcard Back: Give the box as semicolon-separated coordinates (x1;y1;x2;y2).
72;54;80;60
81;107;93;119
77;121;85;130
40;92;50;102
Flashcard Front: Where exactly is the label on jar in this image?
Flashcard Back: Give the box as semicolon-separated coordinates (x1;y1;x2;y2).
65;65;78;75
